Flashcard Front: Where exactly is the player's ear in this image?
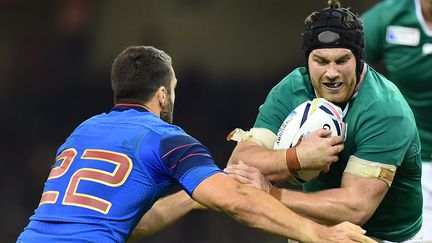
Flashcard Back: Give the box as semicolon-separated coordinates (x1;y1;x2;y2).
157;86;167;105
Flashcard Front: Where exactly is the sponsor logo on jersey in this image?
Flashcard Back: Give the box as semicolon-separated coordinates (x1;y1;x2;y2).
422;43;432;55
386;26;420;46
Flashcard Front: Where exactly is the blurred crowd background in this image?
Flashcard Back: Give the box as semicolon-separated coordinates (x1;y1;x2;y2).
1;0;379;242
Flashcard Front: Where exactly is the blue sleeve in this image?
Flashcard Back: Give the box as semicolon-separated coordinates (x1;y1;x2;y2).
159;134;222;195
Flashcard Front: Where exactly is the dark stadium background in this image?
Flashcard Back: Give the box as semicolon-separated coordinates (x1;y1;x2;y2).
1;1;379;242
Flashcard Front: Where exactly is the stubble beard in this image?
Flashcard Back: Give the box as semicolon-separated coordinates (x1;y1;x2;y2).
160;98;174;124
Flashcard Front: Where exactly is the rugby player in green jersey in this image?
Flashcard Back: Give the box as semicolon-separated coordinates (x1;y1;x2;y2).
362;0;432;240
226;0;423;242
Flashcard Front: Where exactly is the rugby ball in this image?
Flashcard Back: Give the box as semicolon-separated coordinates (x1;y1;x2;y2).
274;98;346;185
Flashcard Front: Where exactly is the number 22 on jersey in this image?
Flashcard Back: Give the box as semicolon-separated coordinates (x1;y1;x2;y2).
39;148;133;214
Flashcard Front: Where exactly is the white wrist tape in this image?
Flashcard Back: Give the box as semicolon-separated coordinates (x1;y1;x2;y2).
228;128;276;149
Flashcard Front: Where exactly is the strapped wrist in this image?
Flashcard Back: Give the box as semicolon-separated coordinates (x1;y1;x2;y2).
286;147;301;173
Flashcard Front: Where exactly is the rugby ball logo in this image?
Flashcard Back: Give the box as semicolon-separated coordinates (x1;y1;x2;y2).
274;98;347;185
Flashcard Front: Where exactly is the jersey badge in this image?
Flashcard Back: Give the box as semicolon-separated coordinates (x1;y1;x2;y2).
386;26;420;46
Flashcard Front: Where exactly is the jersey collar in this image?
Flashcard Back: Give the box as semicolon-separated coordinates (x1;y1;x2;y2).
112;103;150;112
415;0;432;36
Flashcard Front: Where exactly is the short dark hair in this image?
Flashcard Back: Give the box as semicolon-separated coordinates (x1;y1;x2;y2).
111;46;173;104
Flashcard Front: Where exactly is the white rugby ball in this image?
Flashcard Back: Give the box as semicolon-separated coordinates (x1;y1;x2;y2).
274;98;346;185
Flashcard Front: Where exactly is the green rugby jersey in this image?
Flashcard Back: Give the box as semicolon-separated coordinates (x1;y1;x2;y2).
254;66;422;242
362;0;432;161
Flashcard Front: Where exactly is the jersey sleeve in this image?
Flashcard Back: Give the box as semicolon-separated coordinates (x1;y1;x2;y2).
158;134;222;195
254;72;313;135
253;85;287;134
253;77;303;135
353;99;416;166
361;1;388;63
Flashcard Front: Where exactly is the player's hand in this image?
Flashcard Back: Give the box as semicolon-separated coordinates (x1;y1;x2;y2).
313;221;377;243
296;129;344;172
224;160;272;194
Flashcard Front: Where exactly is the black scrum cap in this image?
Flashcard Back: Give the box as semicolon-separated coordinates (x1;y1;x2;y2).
302;1;365;82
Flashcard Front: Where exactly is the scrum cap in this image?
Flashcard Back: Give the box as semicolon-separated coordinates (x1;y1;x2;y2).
302;0;365;81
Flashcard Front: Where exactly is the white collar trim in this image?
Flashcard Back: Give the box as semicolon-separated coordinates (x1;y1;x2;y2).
415;0;432;36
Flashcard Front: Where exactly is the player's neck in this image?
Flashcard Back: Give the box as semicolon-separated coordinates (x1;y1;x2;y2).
142;100;161;117
421;0;432;28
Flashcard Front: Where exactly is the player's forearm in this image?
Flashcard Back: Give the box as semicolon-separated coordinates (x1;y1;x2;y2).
194;174;324;242
229;141;291;182
128;190;204;241
279;188;371;226
223;184;325;242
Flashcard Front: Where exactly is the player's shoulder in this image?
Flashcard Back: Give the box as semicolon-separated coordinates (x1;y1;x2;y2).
368;0;413;11
257;67;313;131
144;120;189;139
361;66;390;88
108;108;187;137
271;67;312;97
78;109;188;142
152;122;204;150
355;67;414;121
278;67;309;88
156;125;206;161
364;0;414;21
134;118;203;161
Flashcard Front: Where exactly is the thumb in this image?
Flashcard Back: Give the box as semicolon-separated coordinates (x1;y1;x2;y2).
316;128;332;137
343;222;366;234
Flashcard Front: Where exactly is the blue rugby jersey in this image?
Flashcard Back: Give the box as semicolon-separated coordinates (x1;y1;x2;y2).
18;104;222;242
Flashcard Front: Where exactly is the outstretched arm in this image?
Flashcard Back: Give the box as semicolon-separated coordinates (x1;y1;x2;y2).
128;190;205;241
192;172;375;243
